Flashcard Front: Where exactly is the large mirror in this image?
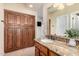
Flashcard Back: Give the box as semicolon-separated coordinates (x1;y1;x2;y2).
47;4;79;36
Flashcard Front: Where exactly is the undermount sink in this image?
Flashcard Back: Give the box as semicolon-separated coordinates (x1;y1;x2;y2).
40;39;54;43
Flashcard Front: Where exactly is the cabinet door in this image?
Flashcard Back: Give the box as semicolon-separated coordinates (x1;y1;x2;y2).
27;15;35;26
5;28;14;52
49;50;59;56
28;27;34;47
14;28;22;49
40;52;46;56
35;47;40;56
22;28;29;48
35;41;48;55
4;10;15;52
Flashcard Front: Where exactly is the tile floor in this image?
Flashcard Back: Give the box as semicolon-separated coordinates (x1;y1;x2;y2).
4;46;35;56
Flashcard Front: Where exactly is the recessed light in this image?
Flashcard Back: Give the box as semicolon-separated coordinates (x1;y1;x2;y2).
29;4;33;8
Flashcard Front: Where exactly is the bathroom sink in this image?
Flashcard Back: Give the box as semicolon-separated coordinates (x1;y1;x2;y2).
41;39;53;43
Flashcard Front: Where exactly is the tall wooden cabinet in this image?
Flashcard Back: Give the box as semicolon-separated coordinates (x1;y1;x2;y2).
4;10;35;52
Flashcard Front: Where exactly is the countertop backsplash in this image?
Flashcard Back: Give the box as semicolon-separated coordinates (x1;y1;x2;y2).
46;35;79;46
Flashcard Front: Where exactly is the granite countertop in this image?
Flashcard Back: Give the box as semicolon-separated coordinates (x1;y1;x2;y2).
35;39;79;56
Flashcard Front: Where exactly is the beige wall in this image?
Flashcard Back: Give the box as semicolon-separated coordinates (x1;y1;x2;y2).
0;3;37;55
49;4;79;35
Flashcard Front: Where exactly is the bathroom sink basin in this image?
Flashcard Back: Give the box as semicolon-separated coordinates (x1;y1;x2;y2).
41;39;53;43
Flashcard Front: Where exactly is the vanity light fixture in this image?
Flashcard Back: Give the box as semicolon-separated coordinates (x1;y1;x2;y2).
53;3;74;10
53;3;64;10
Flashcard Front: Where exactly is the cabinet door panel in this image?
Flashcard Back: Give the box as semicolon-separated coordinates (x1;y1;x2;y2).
15;15;21;25
28;28;34;47
22;28;29;48
15;28;22;49
7;13;15;25
5;28;14;52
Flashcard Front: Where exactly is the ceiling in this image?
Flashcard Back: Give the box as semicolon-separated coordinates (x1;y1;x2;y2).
24;3;44;11
23;3;45;20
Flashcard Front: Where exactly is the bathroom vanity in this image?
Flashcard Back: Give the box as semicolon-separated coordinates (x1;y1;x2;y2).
35;39;79;56
35;40;59;56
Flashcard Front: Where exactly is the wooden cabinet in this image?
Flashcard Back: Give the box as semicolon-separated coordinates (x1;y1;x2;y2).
35;41;59;56
35;42;48;55
35;41;48;56
4;10;35;52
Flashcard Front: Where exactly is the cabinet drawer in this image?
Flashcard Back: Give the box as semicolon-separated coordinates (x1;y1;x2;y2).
35;42;48;55
49;50;59;56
